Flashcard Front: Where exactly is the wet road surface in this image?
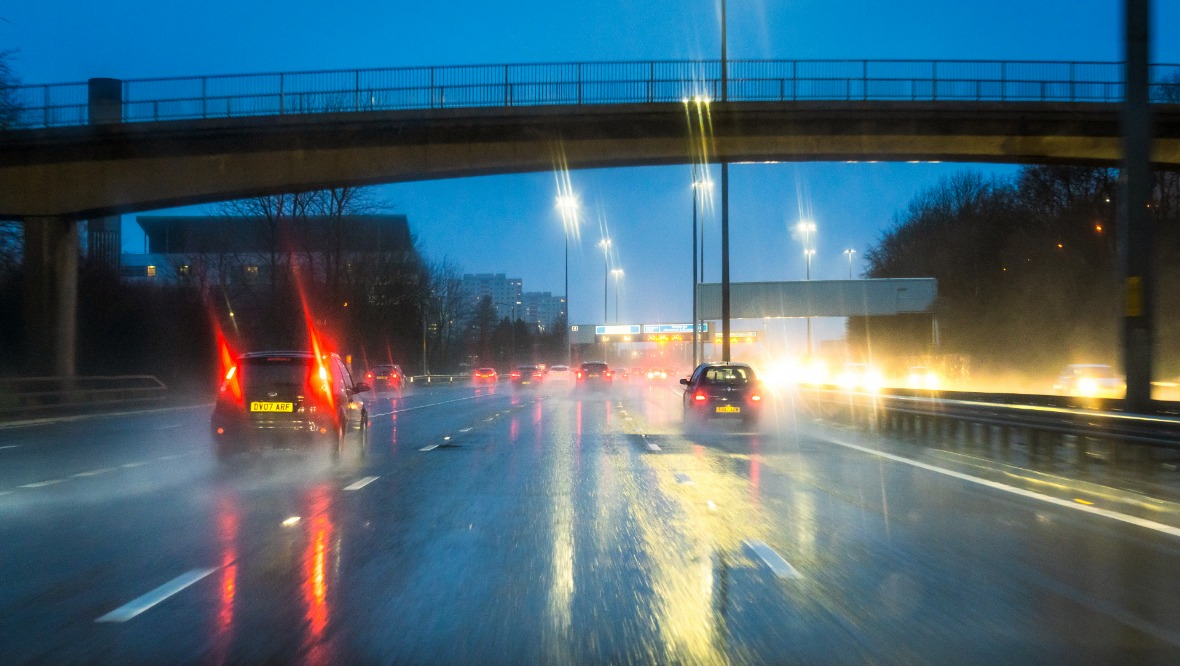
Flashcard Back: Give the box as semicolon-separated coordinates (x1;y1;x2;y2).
2;381;1180;663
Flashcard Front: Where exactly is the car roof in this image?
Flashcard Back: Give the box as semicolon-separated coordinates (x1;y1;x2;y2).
240;351;318;360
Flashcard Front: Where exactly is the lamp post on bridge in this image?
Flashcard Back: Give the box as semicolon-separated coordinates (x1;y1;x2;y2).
843;248;856;279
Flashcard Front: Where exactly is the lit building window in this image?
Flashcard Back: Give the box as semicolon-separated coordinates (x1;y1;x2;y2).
146;265;157;278
245;266;260;277
178;265;190;276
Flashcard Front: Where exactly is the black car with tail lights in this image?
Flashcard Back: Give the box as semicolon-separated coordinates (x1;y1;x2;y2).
211;351;370;460
681;362;763;425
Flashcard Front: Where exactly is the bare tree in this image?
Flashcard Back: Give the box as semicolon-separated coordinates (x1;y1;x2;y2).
0;49;21;129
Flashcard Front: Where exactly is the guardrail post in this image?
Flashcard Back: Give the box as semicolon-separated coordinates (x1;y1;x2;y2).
862;60;868;100
577;63;583;104
201;77;207;119
932;61;938;100
648;61;655;102
279;73;285;114
505;65;511;106
355;71;361;111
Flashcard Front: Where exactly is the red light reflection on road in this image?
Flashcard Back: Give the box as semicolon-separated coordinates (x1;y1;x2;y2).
302;484;334;662
211;493;240;662
510;417;520;442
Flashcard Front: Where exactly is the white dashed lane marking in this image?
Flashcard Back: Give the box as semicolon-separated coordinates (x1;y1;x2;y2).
343;476;379;491
744;541;803;580
95;568;217;623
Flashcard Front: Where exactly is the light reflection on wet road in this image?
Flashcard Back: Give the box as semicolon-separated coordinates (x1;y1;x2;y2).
2;382;1180;663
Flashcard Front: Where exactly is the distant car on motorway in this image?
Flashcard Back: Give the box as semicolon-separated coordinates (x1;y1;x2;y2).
211;351;370;461
545;365;573;383
1054;364;1125;399
681;362;762;425
365;363;405;394
576;361;613;389
645;368;668;381
510;365;543;388
473;367;499;384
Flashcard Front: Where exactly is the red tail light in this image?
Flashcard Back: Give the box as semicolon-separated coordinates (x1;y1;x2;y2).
391;373;399;380
532;373;542;380
605;371;614;378
693;391;707;402
310;364;334;410
576;371;584;380
750;393;762;402
511;372;521;379
219;365;243;404
366;372;373;380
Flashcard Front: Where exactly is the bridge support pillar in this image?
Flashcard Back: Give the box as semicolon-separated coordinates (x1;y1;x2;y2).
1121;0;1154;411
23;216;78;377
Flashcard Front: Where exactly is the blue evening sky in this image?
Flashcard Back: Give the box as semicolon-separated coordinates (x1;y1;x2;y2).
4;1;1178;337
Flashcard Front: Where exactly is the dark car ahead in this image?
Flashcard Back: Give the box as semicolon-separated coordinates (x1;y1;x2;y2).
576;361;613;390
365;363;405;394
510;365;543;388
211;351;370;460
681;362;763;425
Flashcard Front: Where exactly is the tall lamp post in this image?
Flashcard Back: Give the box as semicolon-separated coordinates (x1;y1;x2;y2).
556;195;579;364
797;220;817;357
843;248;856;279
611;268;624;323
599;238;611;322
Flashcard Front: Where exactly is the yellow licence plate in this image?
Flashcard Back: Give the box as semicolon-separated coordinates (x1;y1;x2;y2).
250;401;293;413
716;404;741;414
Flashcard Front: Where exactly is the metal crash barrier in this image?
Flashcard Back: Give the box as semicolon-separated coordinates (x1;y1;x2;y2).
799;386;1180;465
0;375;168;418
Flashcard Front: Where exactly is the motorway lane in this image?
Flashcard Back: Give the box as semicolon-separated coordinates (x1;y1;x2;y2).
1;380;1180;662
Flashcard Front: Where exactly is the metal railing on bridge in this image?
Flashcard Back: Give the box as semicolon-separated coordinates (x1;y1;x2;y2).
10;59;1180;129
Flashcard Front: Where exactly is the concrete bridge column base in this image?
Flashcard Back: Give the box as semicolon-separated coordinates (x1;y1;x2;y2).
23;216;78;377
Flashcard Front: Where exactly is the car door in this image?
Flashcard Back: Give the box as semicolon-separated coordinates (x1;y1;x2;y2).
332;356;362;429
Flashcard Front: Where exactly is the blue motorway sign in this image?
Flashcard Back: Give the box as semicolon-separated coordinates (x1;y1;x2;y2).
642;323;708;334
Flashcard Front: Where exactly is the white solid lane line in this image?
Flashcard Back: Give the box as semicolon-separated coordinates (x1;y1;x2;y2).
0;445;19;450
419;444;440;452
744;541;803;580
154;424;183;430
96;568;217;623
459;427;473;433
826;436;1180;539
121;461;149;468
344;476;379;491
370;394;483;418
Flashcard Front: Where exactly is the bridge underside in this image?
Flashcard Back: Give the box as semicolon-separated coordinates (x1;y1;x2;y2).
3;100;1179;219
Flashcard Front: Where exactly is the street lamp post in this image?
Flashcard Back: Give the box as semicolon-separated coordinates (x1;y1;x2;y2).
556;195;579;365
843;248;856;279
611;268;624;323
797;220;817;357
599;238;611;322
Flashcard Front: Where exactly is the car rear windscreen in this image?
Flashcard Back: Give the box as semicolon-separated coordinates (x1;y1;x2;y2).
242;356;313;388
702;367;753;385
581;363;608;372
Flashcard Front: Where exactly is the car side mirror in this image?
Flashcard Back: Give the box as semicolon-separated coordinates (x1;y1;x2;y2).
680;378;690;386
353;382;372;394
